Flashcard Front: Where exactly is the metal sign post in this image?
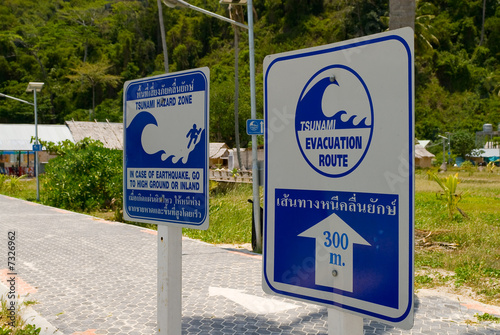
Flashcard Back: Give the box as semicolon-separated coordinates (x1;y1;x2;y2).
328;308;363;335
123;68;209;334
263;28;415;332
157;225;182;334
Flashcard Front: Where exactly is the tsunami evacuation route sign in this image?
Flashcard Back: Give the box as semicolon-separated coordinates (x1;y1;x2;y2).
123;68;209;229
263;28;414;329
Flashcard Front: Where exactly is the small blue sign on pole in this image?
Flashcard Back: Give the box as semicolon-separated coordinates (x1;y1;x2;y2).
32;144;42;152
246;119;264;135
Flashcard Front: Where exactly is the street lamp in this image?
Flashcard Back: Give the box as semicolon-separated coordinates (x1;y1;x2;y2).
219;0;260;252
162;0;248;29
157;0;169;73
26;82;44;201
0;92;34;106
160;0;261;250
445;132;451;165
438;134;447;167
0;91;36;181
155;3;260;334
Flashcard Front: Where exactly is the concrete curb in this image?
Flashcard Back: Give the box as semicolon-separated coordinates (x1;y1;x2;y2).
0;281;63;335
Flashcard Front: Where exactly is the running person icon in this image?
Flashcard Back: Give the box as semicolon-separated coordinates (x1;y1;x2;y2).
186;124;202;149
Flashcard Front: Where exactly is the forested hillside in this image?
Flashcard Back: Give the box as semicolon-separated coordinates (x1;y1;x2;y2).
0;0;499;147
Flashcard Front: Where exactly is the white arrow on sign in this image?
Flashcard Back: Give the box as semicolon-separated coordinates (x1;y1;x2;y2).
208;287;297;314
298;212;371;292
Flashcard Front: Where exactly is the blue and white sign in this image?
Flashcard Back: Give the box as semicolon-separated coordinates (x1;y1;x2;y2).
32;144;42;152
263;28;414;329
123;68;209;229
246;119;264;135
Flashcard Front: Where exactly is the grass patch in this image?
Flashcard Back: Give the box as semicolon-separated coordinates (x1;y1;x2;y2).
0;297;40;334
0;177;38;202
415;169;500;305
182;182;256;244
475;313;500;322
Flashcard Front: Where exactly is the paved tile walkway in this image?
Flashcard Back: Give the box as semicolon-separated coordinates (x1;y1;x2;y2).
1;194;500;334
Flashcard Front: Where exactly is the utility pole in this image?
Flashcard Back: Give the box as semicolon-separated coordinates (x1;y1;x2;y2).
157;0;169;73
438;135;447;167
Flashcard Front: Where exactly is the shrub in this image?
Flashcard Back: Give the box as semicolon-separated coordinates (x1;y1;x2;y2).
6;175;26;195
0;175;26;195
460;160;474;176
427;171;469;219
0;174;8;192
42;138;122;212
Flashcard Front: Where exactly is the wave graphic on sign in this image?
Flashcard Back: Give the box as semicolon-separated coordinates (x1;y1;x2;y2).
295;77;371;131
126;111;203;166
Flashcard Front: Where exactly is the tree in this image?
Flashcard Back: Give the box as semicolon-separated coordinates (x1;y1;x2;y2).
480;0;487;45
210;78;235;144
0;0;498;145
451;130;477;159
58;0;110;63
66;59;121;116
414;1;439;55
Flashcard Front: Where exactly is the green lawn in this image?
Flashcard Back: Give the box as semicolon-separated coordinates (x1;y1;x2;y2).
414;169;500;304
182;182;254;244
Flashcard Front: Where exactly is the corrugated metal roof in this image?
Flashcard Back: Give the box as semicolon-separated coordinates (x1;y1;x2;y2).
1;122;234;157
0;124;74;151
471;148;500;158
65;120;123;149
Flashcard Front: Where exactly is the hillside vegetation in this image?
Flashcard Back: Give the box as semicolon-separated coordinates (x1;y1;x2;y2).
0;0;499;147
